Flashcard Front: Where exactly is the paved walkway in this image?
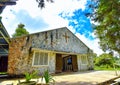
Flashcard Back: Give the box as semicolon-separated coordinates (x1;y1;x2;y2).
0;71;119;85
54;71;119;85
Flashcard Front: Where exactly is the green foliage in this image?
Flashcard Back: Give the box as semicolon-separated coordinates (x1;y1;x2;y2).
92;0;120;54
12;23;29;38
93;53;98;63
114;58;120;67
41;70;55;84
94;66;120;71
0;16;2;20
95;53;114;68
24;71;38;82
36;0;54;8
0;72;7;75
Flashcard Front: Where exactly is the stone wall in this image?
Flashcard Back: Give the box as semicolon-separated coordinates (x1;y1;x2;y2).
31;27;89;54
8;36;56;75
8;36;32;74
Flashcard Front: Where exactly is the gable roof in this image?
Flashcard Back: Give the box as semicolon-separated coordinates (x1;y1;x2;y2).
25;27;92;54
0;19;10;56
12;27;92;54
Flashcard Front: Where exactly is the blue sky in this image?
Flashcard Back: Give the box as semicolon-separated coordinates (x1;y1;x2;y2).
1;0;103;55
59;9;94;40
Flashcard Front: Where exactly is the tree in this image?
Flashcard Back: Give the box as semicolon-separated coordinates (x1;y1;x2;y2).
36;0;54;8
93;53;97;64
95;53;114;68
12;23;29;38
90;0;120;54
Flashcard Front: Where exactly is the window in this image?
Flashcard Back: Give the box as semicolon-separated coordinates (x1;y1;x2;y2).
33;52;48;66
81;56;87;64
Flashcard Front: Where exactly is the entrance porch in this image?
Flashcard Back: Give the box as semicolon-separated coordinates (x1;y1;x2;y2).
55;53;78;73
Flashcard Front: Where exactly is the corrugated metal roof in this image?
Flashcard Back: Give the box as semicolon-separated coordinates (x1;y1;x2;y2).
0;0;17;14
0;0;17;56
0;20;9;56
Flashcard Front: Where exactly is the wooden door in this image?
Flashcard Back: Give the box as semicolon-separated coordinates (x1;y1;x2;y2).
55;54;63;73
63;56;73;72
0;56;8;72
72;55;78;72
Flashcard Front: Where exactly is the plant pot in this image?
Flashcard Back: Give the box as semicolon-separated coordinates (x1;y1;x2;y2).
17;81;36;85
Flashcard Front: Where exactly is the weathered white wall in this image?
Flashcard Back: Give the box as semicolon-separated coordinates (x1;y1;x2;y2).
77;55;88;71
31;27;89;54
77;55;81;71
48;52;56;73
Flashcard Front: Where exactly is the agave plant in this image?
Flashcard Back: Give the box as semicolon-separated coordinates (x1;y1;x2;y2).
17;71;39;85
25;71;39;82
41;70;55;84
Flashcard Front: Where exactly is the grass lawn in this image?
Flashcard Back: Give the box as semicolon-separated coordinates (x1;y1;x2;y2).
94;66;120;71
0;72;7;75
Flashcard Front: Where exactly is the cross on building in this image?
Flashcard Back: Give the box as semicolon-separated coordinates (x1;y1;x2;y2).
63;32;70;43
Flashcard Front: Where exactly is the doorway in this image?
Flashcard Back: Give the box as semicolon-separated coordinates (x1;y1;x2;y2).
63;55;73;72
56;53;78;73
0;56;8;72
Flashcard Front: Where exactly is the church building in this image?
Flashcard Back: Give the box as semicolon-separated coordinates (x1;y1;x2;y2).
8;27;93;75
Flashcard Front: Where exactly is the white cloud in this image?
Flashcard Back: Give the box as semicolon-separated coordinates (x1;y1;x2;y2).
39;0;87;29
0;0;104;55
44;0;86;14
1;6;17;36
13;0;40;18
1;0;87;35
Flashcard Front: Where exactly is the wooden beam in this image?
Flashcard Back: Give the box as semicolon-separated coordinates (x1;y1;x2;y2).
0;44;8;45
0;0;17;2
0;31;9;44
0;37;4;38
0;22;10;38
0;46;8;54
0;37;9;39
0;1;16;6
0;53;8;56
0;0;10;2
31;48;87;55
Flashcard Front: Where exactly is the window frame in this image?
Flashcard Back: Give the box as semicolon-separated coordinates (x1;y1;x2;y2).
32;51;49;67
81;56;88;65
